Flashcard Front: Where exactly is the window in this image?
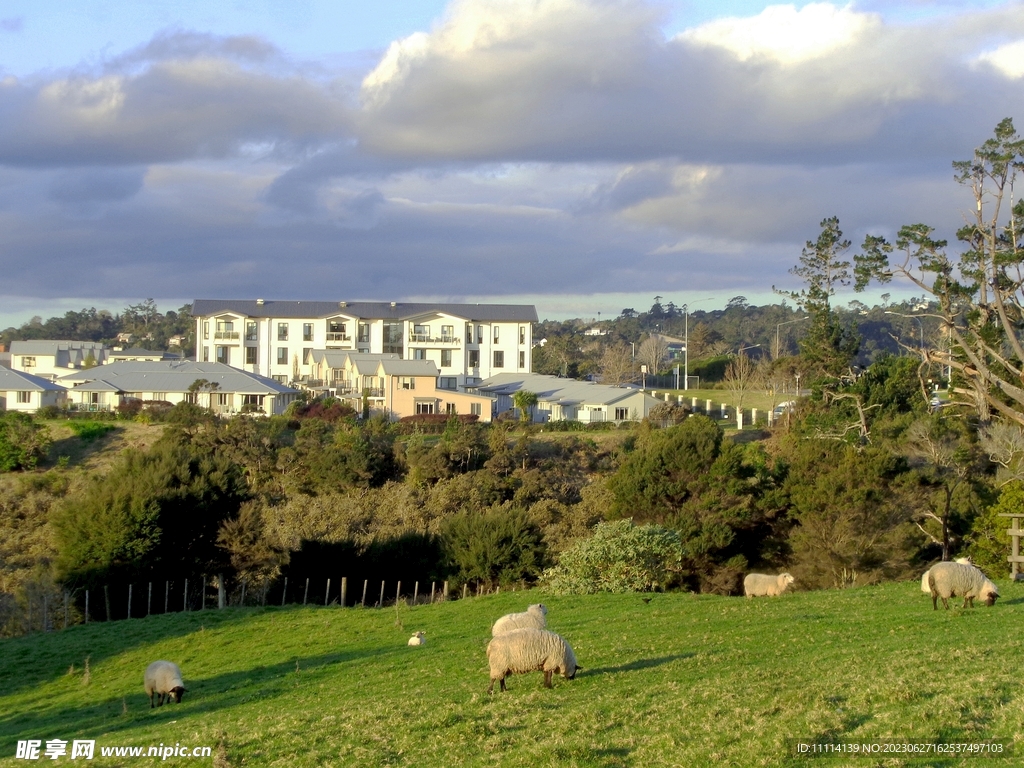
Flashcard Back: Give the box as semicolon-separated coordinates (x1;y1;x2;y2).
441;349;452;367
303;348;313;365
272;375;287;384
153;392;167;401
17;391;31;404
277;323;289;341
477;325;484;343
358;322;370;343
203;321;209;339
245;347;258;365
20;356;35;368
303;323;313;342
467;325;473;343
184;392;197;404
519;351;525;369
615;407;630;420
277;347;288;365
383;322;403;355
414;324;429;336
203;346;210;362
493;326;500;343
441;325;454;341
470;402;482;416
416;402;435;415
400;377;415;390
246;321;258;341
438;377;457;390
216;346;229;365
469;350;479;368
218;393;233;407
445;403;457;415
520;326;526;344
242;394;264;407
413;349;426;360
493;351;504;368
216;320;234;333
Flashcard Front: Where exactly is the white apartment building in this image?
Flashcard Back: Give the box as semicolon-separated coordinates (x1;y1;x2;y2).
191;300;538;390
9;340;109;381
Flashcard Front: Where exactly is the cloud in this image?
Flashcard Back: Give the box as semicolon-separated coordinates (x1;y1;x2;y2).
976;39;1024;78
1;17;23;33
48;167;146;204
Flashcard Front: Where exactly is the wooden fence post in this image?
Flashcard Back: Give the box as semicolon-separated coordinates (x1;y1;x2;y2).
184;579;189;612
379;580;385;608
164;581;169;613
430;582;436;604
127;584;132;619
413;581;419;604
147;582;152;617
85;590;89;624
104;585;111;622
462;583;468;600
340;577;347;608
201;577;206;610
240;579;246;606
361;579;368;607
443;581;449;601
281;577;288;607
218;574;225;609
303;578;309;606
325;578;331;607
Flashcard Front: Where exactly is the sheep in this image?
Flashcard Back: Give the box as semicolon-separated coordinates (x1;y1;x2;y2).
407;631;426;646
491;603;548;636
144;661;186;708
743;573;795;598
920;557;973;594
486;628;578;694
926;561;999;610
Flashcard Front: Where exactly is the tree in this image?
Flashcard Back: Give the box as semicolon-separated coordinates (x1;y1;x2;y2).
511;390;539;425
598;343;636;386
723;351;756;415
855;118;1024;425
776;216;860;377
637;334;668;376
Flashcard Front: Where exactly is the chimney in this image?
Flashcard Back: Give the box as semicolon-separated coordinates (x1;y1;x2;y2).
256;298;264;306
340;301;347;308
391;301;397;308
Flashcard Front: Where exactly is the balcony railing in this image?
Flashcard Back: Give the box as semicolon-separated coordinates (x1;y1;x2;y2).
214;331;240;340
70;403;112;412
326;333;352;342
409;334;461;345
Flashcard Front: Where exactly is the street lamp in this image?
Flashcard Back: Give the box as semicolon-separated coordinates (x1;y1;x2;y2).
775;317;809;360
682;297;716;391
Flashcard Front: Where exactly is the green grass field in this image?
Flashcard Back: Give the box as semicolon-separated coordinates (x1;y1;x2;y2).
2;583;1022;767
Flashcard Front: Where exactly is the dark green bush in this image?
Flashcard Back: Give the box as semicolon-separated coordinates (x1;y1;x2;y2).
440;506;546;590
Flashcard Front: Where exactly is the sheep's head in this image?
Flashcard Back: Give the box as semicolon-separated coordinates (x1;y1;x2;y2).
982;581;999;606
563;660;578;680
168;686;185;703
530;603;548;616
781;573;795;586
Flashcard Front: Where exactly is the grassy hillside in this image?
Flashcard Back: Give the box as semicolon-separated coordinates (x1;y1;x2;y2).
2;583;1022;767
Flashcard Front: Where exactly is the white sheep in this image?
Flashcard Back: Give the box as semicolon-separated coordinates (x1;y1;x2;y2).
491;603;548;636
486;628;579;694
144;661;186;708
743;572;795;598
407;631;426;646
920;557;973;593
926;561;999;610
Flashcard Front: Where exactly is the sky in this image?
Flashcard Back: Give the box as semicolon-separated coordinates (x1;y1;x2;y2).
1;0;1023;327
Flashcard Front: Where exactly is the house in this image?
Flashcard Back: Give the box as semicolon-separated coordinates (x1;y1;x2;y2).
190;299;537;389
309;352;494;421
9;341;109;381
473;373;662;423
108;347;178;363
0;367;66;413
57;360;300;416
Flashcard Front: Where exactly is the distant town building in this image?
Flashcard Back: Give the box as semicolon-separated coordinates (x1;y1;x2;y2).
0;367;66;413
473;372;662;423
9;341;109;381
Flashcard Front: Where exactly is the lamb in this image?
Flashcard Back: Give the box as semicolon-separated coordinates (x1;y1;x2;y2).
920;557;973;594
486;628;578;694
407;631;426;646
144;661;186;708
743;572;795;598
491;603;548;636
926;561;999;610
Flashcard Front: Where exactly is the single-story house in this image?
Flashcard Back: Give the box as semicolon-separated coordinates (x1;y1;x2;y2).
0;367;67;413
473;373;662;423
57;360;300;416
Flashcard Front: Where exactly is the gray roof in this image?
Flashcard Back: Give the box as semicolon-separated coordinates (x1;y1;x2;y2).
0;367;67;392
57;361;299;396
378;359;440;377
192;299;538;323
476;373;661;407
10;340;107;355
310;350;400;369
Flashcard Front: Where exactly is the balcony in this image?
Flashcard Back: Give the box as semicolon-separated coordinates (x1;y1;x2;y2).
326;333;352;342
408;333;461;345
214;331;240;340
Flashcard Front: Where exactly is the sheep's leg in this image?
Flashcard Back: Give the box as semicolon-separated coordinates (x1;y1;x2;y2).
543;670;553;688
941;596;949;610
488;678;496;695
500;676;507;692
932;593;938;610
149;692;155;709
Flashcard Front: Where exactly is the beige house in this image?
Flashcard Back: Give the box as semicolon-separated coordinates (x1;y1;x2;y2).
315;352;493;421
474;373;662;423
9;340;109;381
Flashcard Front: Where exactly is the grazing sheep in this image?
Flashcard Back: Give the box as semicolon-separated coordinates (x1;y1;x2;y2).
486;628;578;694
743;573;795;598
491;603;548;636
407;631;426;646
144;661;186;708
927;561;999;610
920;557;973;593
